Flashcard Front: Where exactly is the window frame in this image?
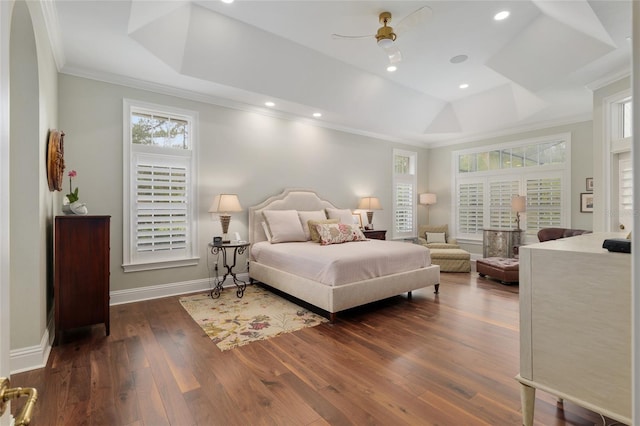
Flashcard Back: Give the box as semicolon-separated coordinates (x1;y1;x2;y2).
122;99;199;272
451;133;571;243
392;149;417;239
603;89;632;232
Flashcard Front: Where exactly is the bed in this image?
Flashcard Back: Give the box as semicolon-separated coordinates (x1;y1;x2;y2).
248;188;440;321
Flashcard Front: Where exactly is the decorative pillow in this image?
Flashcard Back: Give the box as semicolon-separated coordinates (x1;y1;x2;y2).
425;232;446;244
308;219;339;242
261;221;272;242
326;208;353;224
262;210;306;243
297;210;327;240
316;223;367;246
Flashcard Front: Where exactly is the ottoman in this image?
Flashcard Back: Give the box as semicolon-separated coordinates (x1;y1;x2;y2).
429;248;471;272
476;257;519;284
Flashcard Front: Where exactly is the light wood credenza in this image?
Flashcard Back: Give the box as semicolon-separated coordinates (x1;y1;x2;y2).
517;232;631;425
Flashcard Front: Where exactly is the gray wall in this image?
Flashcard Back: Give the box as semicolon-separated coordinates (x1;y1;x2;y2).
9;0;58;351
426;121;594;255
58;74;430;293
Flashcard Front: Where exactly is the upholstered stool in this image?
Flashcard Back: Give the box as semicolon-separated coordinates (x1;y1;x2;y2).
476;257;519;284
429;248;471;273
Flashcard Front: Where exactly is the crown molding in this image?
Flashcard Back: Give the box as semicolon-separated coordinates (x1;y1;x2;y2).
38;0;66;71
425;113;592;149
59;66;428;148
585;68;631;91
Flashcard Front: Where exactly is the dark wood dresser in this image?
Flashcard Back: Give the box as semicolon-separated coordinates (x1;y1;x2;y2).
363;229;386;240
54;215;110;344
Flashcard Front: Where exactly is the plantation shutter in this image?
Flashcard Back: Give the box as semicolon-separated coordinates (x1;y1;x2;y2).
489;180;519;229
620;159;633;228
394;182;414;234
458;182;484;236
526;177;562;233
133;153;190;261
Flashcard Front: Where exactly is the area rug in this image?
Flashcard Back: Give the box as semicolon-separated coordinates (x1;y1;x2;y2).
179;285;328;351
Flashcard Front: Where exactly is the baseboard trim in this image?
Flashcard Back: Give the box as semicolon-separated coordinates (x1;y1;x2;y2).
110;273;250;305
11;273;250;373
10;316;53;374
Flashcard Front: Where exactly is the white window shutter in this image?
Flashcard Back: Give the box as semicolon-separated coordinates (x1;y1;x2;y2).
526;177;562;232
135;161;189;257
458;182;484;235
489;180;519;229
394;182;414;234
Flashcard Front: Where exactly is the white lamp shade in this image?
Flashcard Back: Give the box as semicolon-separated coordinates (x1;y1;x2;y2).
208;194;242;213
357;197;382;210
419;193;437;205
511;195;526;213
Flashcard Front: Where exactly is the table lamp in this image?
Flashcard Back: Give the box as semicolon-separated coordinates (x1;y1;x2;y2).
511;195;526;230
358;197;382;230
209;194;242;243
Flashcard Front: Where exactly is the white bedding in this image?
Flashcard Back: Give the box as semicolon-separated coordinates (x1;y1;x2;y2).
251;239;431;286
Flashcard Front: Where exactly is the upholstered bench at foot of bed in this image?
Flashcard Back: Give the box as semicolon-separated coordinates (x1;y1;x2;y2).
476;257;519;284
429;248;471;273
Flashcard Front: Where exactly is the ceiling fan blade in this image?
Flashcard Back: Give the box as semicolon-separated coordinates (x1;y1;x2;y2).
331;33;374;40
395;6;433;33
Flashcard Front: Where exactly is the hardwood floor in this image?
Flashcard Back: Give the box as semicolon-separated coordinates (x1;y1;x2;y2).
11;273;615;425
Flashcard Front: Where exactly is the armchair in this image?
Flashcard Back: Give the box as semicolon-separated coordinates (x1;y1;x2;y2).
417;224;460;249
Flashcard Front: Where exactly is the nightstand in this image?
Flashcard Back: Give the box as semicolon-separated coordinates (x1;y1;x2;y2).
362;229;386;240
208;241;250;298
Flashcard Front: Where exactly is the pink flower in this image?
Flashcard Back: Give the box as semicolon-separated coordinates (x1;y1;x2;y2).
67;170;79;203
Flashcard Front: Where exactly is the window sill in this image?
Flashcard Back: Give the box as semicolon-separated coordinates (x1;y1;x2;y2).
123;257;199;273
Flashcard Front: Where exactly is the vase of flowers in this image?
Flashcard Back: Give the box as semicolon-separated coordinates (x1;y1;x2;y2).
62;170;88;215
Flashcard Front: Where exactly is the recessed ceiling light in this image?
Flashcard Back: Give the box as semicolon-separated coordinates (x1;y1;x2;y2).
459;83;469;89
387;65;397;72
494;10;510;21
221;0;234;3
450;54;468;64
264;101;275;107
313;112;322;118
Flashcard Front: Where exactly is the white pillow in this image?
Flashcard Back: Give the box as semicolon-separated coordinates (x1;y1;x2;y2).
425;232;446;244
261;221;272;242
326;208;353;224
262;210;306;243
297;210;327;240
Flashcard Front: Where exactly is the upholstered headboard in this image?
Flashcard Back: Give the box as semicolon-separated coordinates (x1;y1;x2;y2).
248;188;338;244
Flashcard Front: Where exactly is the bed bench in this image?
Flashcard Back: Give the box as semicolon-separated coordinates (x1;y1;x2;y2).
429;248;471;272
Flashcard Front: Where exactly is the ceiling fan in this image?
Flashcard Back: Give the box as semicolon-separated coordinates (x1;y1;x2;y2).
332;6;433;68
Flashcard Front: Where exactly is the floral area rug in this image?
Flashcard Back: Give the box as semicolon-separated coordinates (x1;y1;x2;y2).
179;285;328;351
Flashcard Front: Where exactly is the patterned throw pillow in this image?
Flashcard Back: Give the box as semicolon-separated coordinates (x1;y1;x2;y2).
308;219;339;242
315;223;367;245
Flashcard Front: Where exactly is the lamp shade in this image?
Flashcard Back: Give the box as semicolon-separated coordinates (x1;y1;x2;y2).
511;195;526;213
419;193;437;205
357;197;382;210
208;194;242;213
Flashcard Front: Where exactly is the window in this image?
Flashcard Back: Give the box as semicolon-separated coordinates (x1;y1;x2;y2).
605;91;632;232
458;181;484;235
453;134;571;240
393;149;417;239
123;100;199;272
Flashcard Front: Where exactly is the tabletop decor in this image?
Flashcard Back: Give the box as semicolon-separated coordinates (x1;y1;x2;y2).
62;169;88;215
179;284;328;351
